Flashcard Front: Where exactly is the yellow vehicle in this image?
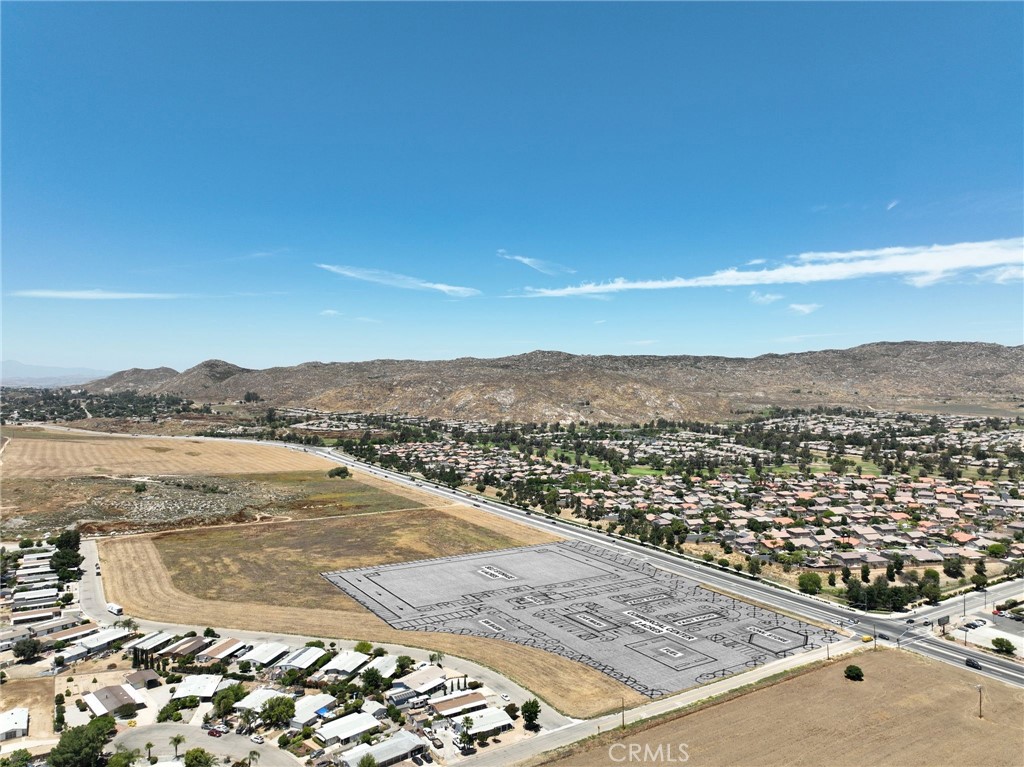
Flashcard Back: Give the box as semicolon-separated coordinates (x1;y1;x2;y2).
861;635;873;642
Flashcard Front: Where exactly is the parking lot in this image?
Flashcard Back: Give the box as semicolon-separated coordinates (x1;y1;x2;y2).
324;541;839;697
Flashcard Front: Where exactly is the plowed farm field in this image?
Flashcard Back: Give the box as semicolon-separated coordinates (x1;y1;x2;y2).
1;429;334;477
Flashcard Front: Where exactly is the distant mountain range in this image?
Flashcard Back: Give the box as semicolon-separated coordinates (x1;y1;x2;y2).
81;341;1024;423
1;360;114;388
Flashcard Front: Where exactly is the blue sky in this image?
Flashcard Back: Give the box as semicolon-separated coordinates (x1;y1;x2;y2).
3;2;1022;371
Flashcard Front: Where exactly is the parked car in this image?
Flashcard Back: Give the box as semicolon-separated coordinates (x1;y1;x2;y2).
214;724;230;733
966;658;982;670
249;734;264;744
207;730;222;738
975;618;987;625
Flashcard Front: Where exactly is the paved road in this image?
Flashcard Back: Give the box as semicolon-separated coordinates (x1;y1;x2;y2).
78;540;571;732
463;637;866;767
112;723;299;765
32;426;1024;765
305;447;1024;690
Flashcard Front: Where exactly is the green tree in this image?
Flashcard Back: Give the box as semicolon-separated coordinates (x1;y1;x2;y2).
212;683;246;719
841;566;851;584
521;698;541;730
357;755;378;767
975;559;987;576
48;717;115;767
354;641;373;654
844;665;864;681
504;702;519;719
0;749;32;767
860;563;871;583
827;571;836;587
798;572;822;595
144;742;154;761
885;562;896;582
395;655;415;675
183;749;217;767
247;750;261;767
429;651;445;666
943;558;964;578
992;638;1017;655
260;696;295;728
458;717;475;750
328;466;350;479
170;733;186;758
971;573;989;590
107;745;141;767
360;667;385;693
13;638;42;662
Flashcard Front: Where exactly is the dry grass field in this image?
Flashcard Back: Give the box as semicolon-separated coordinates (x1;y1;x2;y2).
535;650;1024;767
1;678;55;740
1;428;334;477
99;511;648;718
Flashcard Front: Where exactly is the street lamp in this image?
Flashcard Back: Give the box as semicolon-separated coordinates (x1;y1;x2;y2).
976;685;983;719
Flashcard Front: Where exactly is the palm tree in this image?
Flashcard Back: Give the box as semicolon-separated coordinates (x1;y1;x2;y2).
247;750;261;767
144;742;154;760
170;733;186;758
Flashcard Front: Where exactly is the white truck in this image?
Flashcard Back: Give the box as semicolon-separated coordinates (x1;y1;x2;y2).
106;602;124;616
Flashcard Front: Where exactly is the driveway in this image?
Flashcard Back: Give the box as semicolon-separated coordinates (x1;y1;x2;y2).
112;723;301;765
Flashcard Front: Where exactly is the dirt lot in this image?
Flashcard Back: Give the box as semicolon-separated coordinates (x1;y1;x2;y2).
535;650;1024;767
1;428;334;478
1;677;55;739
150;506;549;609
100;513;648;718
1;465;421;537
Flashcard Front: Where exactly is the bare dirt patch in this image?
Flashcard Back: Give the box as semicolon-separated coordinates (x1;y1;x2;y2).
99;518;642;718
1;430;334;478
534;649;1024;767
1;677;56;739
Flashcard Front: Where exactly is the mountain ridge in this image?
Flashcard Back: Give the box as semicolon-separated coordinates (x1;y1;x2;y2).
83;341;1024;423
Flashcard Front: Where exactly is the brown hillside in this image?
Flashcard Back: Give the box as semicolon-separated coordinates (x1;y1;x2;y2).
85;341;1024;423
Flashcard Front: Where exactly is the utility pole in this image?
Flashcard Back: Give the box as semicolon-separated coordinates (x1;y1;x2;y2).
620;697;625;729
976;685;983;719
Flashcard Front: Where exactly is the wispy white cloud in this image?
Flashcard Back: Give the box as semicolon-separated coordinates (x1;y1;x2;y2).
886;200;900;211
746;258;766;266
319;309;341;316
316;264;480;298
520;238;1024;298
788;303;822;315
354;316;381;323
978;264;1024;284
749;290;783;304
11;289;186;300
594;319;606;324
498;249;575;276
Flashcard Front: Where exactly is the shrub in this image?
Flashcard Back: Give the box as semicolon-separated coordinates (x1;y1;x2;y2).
844;664;864;682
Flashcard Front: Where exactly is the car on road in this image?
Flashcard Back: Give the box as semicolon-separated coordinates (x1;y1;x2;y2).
877;633;891;641
966;658;982;670
249;734;264;744
207;729;222;738
861;635;873;642
500;693;511;702
906;618;915;624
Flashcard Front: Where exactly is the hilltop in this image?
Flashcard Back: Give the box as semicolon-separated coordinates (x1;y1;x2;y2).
84;341;1024;423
